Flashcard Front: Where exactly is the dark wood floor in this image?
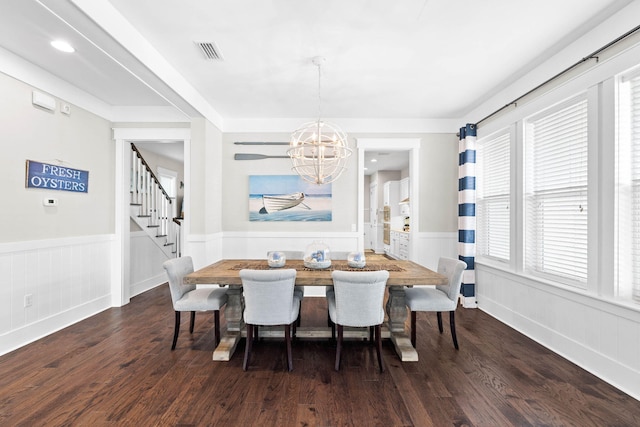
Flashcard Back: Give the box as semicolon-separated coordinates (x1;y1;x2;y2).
1;285;638;427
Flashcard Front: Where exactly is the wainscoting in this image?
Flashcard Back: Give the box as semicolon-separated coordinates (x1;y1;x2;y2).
477;263;640;401
129;230;170;298
0;235;113;356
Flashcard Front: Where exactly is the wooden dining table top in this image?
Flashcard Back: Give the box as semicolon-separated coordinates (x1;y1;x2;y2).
184;258;447;287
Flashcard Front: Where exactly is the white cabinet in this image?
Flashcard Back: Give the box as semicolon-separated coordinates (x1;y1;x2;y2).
387;230;410;260
383;180;400;215
398;232;410;260
400;177;410;201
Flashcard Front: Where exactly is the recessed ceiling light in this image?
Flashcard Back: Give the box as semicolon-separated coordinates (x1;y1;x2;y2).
51;40;75;53
371;159;377;163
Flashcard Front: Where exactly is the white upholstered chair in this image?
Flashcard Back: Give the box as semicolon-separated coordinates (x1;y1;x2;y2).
240;268;300;371
162;256;228;350
404;257;467;350
327;270;389;372
269;251;305;298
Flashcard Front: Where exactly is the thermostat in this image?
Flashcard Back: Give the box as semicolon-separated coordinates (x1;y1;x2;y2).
43;197;58;206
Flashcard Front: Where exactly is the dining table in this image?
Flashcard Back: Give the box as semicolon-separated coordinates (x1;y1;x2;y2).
184;258;447;362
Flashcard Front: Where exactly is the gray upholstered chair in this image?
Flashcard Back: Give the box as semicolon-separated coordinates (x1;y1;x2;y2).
404;257;467;350
240;268;300;371
327;270;389;372
268;251;305;298
162;256;228;350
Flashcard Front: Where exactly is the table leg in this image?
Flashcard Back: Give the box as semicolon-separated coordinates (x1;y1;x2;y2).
386;286;418;362
213;285;244;361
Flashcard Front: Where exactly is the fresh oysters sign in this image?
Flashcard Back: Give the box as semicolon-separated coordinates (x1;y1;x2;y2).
25;160;89;193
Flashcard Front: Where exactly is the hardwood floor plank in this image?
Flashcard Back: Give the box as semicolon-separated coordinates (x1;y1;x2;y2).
1;284;638;426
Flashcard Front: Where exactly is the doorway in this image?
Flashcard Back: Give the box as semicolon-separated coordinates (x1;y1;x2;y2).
356;138;420;260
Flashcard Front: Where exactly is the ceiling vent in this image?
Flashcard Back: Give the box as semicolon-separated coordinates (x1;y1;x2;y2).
195;41;224;61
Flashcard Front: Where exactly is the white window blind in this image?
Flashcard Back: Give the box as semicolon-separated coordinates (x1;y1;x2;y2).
616;69;640;302
524;95;588;286
477;131;510;261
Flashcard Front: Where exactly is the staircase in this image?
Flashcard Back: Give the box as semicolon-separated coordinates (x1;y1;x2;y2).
129;143;181;259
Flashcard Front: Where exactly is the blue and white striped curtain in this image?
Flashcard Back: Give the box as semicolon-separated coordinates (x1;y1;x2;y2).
458;123;476;304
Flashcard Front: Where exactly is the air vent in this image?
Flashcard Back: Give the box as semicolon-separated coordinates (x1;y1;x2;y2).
195;41;224;60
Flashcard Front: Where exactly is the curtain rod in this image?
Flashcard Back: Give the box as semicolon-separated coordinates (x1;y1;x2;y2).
475;23;640;128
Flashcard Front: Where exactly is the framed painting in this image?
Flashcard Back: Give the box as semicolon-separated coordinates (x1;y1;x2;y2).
249;175;332;221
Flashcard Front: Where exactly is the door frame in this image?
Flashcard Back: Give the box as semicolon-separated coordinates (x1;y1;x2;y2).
356;138;420;259
112;127;191;306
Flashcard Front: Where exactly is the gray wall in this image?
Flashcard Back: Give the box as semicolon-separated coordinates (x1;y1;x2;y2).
1;72;114;243
221;132;458;233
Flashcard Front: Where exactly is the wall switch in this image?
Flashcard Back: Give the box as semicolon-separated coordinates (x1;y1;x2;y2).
43;197;58;206
24;294;33;307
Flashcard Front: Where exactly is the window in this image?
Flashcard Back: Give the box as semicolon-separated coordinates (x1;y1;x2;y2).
477;130;510;261
157;166;177;199
524;95;588;286
616;68;640;302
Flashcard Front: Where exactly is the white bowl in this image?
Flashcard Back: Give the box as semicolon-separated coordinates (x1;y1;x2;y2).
347;260;366;268
304;259;332;269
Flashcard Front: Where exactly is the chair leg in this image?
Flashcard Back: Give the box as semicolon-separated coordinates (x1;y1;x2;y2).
213;310;220;346
335;324;343;371
369;326;374;342
450;311;459;350
171;311;181;350
285;324;293;371
436;312;444;333
189;311;196;333
410;311;417;348
243;323;254;371
331;320;336;341
375;324;385;373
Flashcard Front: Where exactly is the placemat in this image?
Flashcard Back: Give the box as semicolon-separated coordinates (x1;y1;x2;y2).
231;260;404;272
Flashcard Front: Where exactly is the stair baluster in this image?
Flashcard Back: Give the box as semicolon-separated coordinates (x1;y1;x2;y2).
129;143;180;258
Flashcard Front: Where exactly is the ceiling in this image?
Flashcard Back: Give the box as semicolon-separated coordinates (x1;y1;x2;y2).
0;0;634;126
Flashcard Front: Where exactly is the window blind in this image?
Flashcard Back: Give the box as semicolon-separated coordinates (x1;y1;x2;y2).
617;69;640;302
477;132;510;261
525;96;588;285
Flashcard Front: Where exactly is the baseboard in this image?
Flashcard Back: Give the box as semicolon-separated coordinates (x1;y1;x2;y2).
130;272;167;298
0;295;112;357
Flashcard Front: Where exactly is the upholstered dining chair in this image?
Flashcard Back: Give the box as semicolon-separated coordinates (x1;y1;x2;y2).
240;268;300;371
327;270;389;372
404;257;467;350
269;251;305;298
162;256;229;350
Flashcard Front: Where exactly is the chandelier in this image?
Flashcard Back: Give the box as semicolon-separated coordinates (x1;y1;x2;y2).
288;57;352;185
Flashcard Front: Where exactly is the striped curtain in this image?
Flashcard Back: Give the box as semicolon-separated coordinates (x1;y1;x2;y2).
458;124;476;305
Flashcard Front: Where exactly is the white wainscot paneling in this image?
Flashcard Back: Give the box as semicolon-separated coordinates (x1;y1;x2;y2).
476;263;640;401
0;235;113;356
413;232;457;270
129;231;171;297
221;231;360;260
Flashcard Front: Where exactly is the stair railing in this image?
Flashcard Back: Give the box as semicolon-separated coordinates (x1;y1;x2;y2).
130;143;180;255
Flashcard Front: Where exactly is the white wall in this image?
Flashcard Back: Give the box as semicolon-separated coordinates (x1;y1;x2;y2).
466;3;640;400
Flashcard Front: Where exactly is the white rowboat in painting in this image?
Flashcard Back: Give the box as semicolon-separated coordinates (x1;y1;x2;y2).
260;192;310;214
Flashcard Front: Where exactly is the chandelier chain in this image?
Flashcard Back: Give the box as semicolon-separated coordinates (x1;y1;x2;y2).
317;61;322;120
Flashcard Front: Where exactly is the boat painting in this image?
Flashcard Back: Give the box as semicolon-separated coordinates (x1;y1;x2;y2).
249;175;332;221
260;192;309;214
